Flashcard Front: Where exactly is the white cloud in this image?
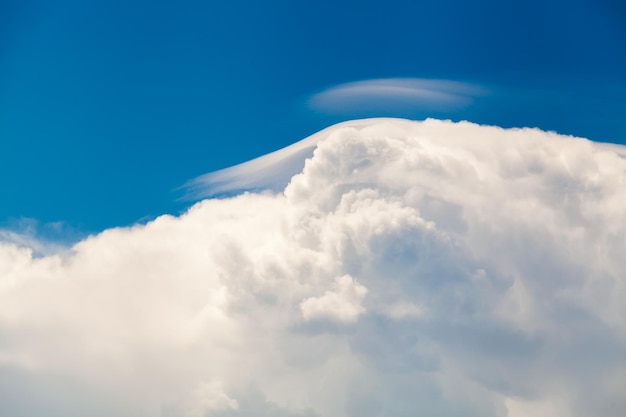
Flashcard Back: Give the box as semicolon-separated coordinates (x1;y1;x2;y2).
300;275;367;323
0;218;73;257
1;118;625;417
183;125;321;199
308;78;485;116
178;381;239;417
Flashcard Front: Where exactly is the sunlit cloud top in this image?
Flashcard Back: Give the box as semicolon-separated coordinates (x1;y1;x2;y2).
184;119;380;200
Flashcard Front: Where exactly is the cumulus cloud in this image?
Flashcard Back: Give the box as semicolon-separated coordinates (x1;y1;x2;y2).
308;78;485;116
300;275;368;323
1;118;625;417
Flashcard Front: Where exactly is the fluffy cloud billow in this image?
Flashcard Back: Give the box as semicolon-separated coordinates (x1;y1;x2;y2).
1;118;625;417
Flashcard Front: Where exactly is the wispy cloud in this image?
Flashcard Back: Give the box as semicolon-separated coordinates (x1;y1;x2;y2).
308;78;486;115
0;218;77;257
182;129;319;200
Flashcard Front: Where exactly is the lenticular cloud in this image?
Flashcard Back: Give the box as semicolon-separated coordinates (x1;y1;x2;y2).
1;119;625;417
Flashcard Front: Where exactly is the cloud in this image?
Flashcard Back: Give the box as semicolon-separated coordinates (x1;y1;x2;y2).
177;381;240;417
183;125;322;199
1;118;625;417
300;275;368;323
184;119;390;199
308;78;485;116
0;218;75;257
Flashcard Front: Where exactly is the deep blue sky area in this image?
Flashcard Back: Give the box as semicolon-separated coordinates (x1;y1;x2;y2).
1;0;625;234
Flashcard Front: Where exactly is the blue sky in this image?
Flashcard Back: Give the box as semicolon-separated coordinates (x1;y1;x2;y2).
1;0;625;233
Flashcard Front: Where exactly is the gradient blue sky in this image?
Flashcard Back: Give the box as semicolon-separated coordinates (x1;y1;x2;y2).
1;0;625;233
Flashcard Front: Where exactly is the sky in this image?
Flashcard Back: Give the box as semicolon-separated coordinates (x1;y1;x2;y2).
1;0;625;234
1;2;626;417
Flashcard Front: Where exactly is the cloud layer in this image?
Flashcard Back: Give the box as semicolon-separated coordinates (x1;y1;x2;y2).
1;118;625;417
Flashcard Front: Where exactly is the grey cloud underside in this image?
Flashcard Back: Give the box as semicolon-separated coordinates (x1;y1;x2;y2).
1;118;625;417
